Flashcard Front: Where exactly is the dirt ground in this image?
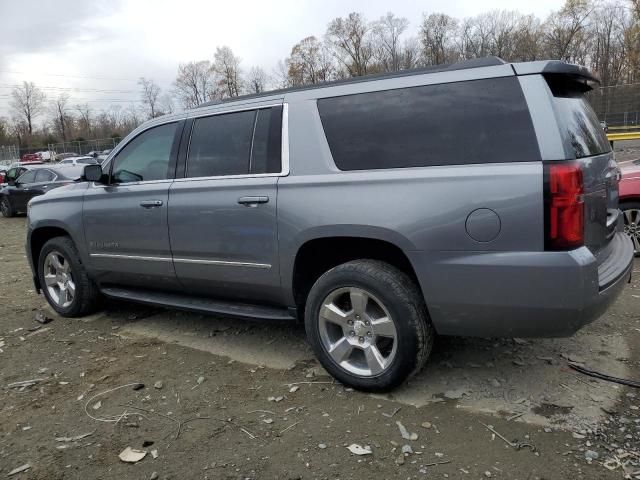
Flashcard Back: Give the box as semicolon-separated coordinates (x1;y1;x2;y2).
0;216;639;480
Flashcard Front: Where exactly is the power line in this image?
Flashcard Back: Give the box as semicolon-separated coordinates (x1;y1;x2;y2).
0;84;137;94
0;70;138;81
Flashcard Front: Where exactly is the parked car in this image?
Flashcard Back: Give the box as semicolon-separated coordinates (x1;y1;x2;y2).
1;165;83;217
58;156;99;166
620;159;640;255
25;57;634;391
0;169;6;184
600;120;609;133
55;152;79;162
34;151;56;162
21;153;42;163
2;163;43;186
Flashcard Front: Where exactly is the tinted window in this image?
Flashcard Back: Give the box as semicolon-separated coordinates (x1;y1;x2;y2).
17;170;37;184
111;122;178;183
546;75;611;159
318;77;540;170
78;158;97;165
187;111;255;177
35;170;55;182
250;107;282;174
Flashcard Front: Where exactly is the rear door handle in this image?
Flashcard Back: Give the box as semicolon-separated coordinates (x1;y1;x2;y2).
238;196;269;206
140;200;163;208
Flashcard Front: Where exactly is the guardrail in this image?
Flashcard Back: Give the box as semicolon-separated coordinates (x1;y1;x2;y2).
607;131;640;142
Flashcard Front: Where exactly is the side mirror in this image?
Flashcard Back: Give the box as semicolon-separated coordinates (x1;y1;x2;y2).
84;164;103;182
8;179;16;187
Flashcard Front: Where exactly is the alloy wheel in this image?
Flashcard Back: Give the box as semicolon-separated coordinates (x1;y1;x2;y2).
43;251;76;308
317;287;397;377
623;208;640;254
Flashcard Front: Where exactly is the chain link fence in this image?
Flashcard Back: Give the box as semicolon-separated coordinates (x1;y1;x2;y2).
0;145;19;165
586;83;640;130
47;137;122;157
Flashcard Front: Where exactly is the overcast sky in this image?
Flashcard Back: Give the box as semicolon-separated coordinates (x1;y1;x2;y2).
0;0;563;119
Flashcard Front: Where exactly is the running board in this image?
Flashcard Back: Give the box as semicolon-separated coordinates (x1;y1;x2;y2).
100;287;296;321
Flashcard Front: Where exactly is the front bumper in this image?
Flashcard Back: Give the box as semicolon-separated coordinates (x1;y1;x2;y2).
408;231;634;338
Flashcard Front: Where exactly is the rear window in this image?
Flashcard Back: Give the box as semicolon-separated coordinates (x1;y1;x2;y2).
317;77;540;171
545;75;611;159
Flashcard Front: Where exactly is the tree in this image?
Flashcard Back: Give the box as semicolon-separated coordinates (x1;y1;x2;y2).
9;81;46;136
214;46;243;98
75;103;92;138
174;61;215;108
542;0;594;61
326;12;374;76
49;93;71;142
246;66;269;93
138;77;162;119
372;12;409;71
419;13;459;65
287;36;334;86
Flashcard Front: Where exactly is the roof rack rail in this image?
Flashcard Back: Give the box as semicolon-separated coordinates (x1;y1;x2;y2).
196;56;506;108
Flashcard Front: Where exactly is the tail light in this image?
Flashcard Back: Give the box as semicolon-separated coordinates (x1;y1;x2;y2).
544;161;584;250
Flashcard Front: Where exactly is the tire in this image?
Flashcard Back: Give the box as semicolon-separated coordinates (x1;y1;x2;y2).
621;202;640;256
304;259;435;392
0;197;14;218
38;236;100;317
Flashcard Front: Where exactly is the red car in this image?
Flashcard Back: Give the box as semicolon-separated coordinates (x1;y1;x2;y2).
620;159;640;254
21;153;41;162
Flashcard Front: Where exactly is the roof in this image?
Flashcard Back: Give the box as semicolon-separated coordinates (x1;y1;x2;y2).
195;57;600;109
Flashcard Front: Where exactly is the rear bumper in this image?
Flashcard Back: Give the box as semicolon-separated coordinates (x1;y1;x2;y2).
409;231;634;338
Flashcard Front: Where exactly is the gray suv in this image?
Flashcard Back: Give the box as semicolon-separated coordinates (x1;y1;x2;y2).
26;57;634;391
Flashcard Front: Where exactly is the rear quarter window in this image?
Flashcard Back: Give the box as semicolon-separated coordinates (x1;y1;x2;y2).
317;77;540;171
545;74;611;159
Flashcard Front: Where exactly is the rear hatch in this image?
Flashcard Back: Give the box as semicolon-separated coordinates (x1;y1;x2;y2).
544;73;621;282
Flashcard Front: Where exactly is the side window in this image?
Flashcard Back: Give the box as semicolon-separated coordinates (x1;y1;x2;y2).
250;107;283;174
111;122;178;183
17;170;37;184
35;170;55;182
187;110;255;178
317;77;540;170
6;168;18;181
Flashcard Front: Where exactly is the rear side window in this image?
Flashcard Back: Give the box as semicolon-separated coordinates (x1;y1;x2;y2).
545;75;611;159
17;170;37;184
35;170;55;182
318;77;540;171
186;106;282;178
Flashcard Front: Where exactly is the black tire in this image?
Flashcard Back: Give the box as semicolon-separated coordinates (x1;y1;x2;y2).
38;236;100;317
0;197;14;218
304;259;435;392
621;201;640;256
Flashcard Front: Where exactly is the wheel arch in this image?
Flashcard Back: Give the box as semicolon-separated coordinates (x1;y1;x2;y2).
287;228;424;316
29;224;77;291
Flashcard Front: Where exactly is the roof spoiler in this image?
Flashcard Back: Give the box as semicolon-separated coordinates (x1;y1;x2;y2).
512;60;600;85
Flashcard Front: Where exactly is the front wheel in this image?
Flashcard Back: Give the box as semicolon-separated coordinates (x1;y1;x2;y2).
0;197;14;218
304;260;434;392
621;202;640;256
38;236;100;317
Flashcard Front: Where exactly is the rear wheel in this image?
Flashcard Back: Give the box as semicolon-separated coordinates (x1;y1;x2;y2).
304;260;434;392
0;197;14;218
38;236;100;317
621;202;640;256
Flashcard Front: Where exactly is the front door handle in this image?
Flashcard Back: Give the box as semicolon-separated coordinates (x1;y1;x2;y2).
140;200;163;208
238;196;269;206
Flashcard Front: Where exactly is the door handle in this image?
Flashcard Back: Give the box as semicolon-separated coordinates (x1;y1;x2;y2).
238;196;269;206
140;200;163;208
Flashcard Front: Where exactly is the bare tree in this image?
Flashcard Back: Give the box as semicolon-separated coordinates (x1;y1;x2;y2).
49;93;71;141
214;46;243;98
9;81;46;136
75;103;92;138
420;13;460;65
246;66;269;93
326;12;374;76
138;77;162;119
174;61;215;108
158;94;175;115
288;36;335;86
372;12;409;71
543;0;594;61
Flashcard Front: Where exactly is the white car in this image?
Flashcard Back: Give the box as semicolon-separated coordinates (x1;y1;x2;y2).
35;151;56;162
58;156;99;166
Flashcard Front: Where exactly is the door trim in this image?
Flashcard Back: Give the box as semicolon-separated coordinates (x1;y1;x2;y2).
90;253;271;269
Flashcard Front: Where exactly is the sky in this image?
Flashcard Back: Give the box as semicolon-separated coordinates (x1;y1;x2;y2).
0;0;563;120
